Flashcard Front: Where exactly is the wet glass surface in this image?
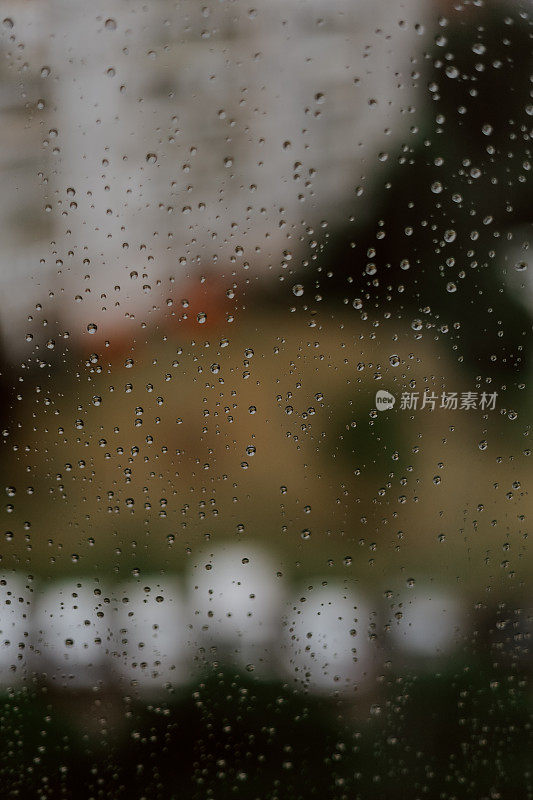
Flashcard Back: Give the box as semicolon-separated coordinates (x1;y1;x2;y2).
0;1;532;797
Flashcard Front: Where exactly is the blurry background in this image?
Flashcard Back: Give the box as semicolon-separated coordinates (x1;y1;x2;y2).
0;0;532;797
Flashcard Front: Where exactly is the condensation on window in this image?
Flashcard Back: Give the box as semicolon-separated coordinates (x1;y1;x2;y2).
0;1;531;798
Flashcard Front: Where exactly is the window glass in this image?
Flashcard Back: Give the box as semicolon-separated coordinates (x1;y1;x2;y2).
0;1;531;797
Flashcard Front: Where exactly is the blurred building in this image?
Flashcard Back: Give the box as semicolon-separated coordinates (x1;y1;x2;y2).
0;0;427;354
